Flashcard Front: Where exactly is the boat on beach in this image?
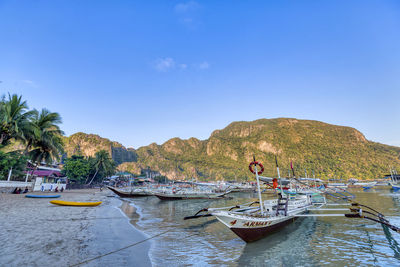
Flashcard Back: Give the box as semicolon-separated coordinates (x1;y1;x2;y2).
25;194;61;198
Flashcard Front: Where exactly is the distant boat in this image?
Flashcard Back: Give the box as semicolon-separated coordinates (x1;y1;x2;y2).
107;186;152;198
155;188;231;200
326;183;348;189
388;170;400;191
349;181;377;188
392;185;400;191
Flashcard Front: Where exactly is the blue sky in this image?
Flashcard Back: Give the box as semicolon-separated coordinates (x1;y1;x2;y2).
1;0;399;148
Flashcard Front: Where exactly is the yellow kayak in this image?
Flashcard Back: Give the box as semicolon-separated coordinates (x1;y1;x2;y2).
50;200;102;207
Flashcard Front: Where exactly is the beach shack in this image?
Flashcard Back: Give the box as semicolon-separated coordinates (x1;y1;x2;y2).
26;164;67;191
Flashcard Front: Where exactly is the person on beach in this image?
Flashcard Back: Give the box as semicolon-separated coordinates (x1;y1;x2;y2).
60;187;64;192
12;187;18;194
55;186;59;192
17;188;22;194
23;187;28;194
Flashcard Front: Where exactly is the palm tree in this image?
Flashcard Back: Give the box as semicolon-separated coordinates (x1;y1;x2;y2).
0;94;35;146
27;109;64;172
24;108;63;154
87;150;116;185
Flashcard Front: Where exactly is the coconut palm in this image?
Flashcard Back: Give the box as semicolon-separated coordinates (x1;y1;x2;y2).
27;109;64;167
87;150;116;185
24;108;63;154
0;94;35;146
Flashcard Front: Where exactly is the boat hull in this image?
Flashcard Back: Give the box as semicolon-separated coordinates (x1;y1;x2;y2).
107;187;151;198
230;217;297;242
155;193;226;200
155;194;184;200
213;203;308;242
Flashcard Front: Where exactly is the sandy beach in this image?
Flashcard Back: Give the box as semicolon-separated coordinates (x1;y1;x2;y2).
0;189;151;267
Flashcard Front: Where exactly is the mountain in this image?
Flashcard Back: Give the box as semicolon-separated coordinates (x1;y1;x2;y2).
62;132;137;165
117;118;400;180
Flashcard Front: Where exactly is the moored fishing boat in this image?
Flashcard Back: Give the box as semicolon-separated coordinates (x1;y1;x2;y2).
388;169;400;191
107;186;153;198
185;157;400;243
326;182;348;189
185;157;326;242
348;181;377;188
154;188;230;200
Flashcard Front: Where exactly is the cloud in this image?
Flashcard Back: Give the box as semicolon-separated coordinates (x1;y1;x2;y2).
21;80;38;88
154;57;176;72
198;61;210;70
174;1;201;29
174;1;200;13
152;58;209;72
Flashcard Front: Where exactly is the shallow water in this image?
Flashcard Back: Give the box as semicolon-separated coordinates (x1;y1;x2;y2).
120;189;400;266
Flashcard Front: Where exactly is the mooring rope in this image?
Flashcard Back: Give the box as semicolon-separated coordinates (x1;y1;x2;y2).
47;217;125;221
69;229;199;266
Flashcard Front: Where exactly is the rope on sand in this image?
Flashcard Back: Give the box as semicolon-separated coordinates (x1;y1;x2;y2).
69;230;199;266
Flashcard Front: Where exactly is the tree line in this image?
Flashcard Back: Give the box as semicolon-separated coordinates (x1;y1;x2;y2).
0;93;116;184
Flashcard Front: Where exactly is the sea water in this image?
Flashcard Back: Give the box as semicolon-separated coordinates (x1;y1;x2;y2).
119;189;400;266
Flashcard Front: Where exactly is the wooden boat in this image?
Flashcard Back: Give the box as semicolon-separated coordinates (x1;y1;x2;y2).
25;194;61;198
326;182;348;189
107;186;152;198
185;159;325;242
185;157;400;243
50;200;102;206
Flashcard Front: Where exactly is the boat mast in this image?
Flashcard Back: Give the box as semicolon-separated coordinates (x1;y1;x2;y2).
253;157;264;214
275;156;285;198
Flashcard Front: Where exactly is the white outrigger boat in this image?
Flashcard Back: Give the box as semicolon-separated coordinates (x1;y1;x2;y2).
185;157;400;242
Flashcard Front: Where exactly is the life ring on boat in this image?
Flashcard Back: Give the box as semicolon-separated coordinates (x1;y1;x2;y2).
249;161;264;175
172;187;176;194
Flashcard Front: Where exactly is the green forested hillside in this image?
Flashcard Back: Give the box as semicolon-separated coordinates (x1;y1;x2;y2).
62;132;137;165
118;118;400;180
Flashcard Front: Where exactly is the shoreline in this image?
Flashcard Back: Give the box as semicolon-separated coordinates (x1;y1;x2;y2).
83;194;152;267
0;188;152;267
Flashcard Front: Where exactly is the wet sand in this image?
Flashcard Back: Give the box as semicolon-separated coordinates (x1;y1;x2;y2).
0;189;151;267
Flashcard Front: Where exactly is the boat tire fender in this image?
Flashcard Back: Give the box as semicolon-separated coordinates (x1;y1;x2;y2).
249;161;264;175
